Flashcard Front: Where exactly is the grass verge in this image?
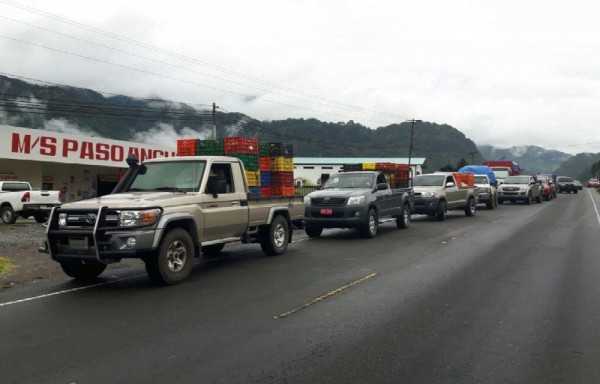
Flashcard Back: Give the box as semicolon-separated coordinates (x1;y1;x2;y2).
0;256;13;275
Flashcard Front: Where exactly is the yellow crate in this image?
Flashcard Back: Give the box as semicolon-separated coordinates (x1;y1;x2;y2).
245;170;260;186
362;162;376;170
270;157;293;171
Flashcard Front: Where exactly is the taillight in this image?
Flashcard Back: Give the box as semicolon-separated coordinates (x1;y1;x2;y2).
21;191;30;202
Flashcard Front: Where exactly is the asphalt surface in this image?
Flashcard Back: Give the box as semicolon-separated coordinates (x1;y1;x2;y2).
1;189;600;383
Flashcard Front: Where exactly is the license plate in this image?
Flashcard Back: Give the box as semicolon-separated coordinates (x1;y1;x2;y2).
320;209;333;215
69;237;89;250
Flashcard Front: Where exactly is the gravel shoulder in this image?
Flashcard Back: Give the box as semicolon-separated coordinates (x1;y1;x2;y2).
0;219;137;290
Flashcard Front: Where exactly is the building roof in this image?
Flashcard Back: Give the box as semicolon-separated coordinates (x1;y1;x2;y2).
294;157;426;165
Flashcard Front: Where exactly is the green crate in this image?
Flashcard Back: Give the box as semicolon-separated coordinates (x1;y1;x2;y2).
259;142;271;157
234;154;259;170
196;139;224;155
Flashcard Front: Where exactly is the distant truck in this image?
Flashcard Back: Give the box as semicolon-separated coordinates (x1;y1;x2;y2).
40;155;304;285
483;161;521;185
0;181;61;224
303;170;414;238
412;172;479;221
497;175;542;204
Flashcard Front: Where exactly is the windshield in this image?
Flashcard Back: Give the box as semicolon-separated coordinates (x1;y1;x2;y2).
474;176;489;185
128;160;206;192
537;176;548;183
557;177;573;182
323;173;375;189
413;175;445;187
504;176;530;184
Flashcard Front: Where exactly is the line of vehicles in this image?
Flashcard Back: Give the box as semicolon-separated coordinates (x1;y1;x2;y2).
1;152;586;286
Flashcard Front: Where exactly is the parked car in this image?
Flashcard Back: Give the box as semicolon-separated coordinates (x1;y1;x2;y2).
536;175;554;201
587;178;599;188
497;175;542;204
556;176;578;194
473;174;498;209
0;181;61;224
412;172;478;221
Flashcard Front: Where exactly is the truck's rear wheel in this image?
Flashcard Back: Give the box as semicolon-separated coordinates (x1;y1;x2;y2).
260;215;289;256
305;224;323;238
202;243;225;258
396;204;410;229
465;197;476;217
525;193;532;205
60;260;107;280
436;201;446;221
1;206;17;224
145;228;194;285
360;208;378;238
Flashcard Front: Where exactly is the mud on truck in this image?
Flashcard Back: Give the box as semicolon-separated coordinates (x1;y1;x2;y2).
40;155;304;285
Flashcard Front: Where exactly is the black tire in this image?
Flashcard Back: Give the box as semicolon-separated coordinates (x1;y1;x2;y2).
34;213;47;223
574;189;578;194
260;215;289;256
536;193;543;203
436;200;446;221
360;208;378;238
396;204;411;229
145;228;195;285
498;198;504;205
486;199;494;210
1;205;17;224
60;260;107;281
525;193;532;205
305;224;323;238
202;243;225;258
465;197;476;217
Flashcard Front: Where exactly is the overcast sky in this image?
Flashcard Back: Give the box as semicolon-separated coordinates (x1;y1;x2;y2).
1;0;599;155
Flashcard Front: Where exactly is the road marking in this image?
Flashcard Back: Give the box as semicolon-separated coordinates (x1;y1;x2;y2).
275;272;379;319
589;189;600;228
0;274;146;308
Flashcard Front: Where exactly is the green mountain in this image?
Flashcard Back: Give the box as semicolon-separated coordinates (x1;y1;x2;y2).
0;75;484;172
554;153;600;181
478;145;572;175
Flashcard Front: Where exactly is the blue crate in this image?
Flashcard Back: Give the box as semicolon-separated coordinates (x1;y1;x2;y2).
260;172;271;186
249;186;261;198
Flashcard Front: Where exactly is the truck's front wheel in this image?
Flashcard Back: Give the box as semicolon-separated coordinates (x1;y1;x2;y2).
1;206;17;224
145;228;195;285
260;215;289;256
360;208;378;238
60;260;107;281
305;224;323;238
436;200;446;221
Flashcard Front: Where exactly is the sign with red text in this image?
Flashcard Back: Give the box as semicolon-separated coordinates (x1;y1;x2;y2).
1;126;176;167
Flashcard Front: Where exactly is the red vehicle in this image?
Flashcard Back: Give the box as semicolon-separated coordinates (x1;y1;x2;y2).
483;161;521;184
587;178;600;188
536;175;555;201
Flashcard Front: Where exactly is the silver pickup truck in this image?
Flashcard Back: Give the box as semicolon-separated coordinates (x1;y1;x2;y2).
40;155;304;285
413;172;478;221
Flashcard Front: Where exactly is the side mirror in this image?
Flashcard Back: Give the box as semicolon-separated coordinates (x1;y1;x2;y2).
445;182;455;188
377;183;388;191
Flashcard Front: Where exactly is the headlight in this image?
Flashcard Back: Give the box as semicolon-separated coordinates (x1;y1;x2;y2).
421;191;437;198
480;187;490;193
58;213;67;227
303;196;311;205
347;196;365;205
519;187;527;192
119;208;161;227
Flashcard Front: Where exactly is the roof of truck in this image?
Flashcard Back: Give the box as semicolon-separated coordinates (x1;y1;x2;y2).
294;157;426;165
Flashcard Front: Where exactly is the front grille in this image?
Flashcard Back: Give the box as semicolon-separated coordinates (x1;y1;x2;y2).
60;210;119;228
312;197;347;207
503;187;519;192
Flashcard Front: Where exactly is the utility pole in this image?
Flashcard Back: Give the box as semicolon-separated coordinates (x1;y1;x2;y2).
212;102;217;140
406;119;421;175
500;156;506;161
468;151;477;164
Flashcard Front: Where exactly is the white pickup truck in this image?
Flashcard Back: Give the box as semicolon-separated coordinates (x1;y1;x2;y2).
0;181;61;224
40;155;305;285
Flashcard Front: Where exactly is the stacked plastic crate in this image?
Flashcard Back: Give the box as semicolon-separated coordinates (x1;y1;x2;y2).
269;143;294;196
259;142;272;197
176;139;197;156
196;139;224;155
340;162;410;189
223;137;260;198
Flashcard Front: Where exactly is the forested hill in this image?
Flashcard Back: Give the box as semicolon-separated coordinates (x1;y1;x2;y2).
1;75;480;171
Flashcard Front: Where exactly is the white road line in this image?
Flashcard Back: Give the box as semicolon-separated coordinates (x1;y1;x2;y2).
0;274;145;308
588;189;600;228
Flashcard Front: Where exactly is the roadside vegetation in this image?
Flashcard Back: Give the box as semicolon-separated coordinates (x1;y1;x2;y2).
0;256;12;274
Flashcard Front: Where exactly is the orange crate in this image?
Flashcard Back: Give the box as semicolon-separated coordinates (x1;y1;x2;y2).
176;139;197;156
272;186;294;197
223;137;259;155
259;157;271;171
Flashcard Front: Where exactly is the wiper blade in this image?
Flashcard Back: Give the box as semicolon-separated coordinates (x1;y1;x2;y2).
154;187;186;193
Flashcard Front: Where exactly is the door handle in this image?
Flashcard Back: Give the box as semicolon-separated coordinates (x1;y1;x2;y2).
231;201;240;206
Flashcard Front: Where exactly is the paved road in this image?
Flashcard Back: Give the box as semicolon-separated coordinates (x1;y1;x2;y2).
1;190;599;383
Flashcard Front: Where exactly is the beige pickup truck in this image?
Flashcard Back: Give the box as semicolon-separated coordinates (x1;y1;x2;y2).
40;155;304;285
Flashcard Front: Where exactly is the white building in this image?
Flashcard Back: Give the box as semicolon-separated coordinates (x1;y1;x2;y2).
0;126;175;203
293;157;426;185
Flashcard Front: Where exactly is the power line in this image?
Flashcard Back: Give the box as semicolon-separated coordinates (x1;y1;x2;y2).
0;0;408;122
